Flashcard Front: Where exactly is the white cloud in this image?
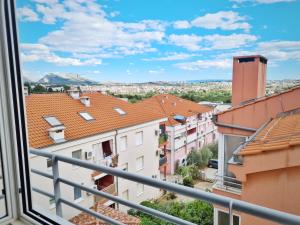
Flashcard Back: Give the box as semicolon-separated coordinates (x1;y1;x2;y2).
202;34;257;50
169;34;202;51
148;68;165;74
168;33;257;51
20;43;102;66
17;7;39;22
191;11;251;32
175;59;231;70
143;52;198;61
173;20;191;29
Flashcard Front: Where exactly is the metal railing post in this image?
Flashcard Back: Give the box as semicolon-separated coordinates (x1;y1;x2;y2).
229;200;233;225
52;156;62;217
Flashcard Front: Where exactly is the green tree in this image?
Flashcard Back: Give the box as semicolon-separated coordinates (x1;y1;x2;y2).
32;84;47;93
186;147;213;169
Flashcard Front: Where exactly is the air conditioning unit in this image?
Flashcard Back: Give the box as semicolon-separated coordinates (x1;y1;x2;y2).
85;150;94;160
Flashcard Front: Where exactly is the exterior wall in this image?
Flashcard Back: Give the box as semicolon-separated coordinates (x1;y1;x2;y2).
217;87;300;136
165;109;218;174
30;120;164;219
117;122;161;212
0;168;5;218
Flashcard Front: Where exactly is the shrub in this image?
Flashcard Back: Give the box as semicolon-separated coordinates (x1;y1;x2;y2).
183;176;194;187
176;164;199;179
187;147;213;169
165;192;177;200
208;143;218;159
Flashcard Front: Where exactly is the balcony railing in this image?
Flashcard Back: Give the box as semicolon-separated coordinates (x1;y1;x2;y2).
159;133;168;145
30;149;300;225
213;174;242;194
159;155;167;166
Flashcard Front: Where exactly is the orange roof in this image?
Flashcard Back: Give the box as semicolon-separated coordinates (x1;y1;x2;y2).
239;111;300;156
26;93;165;148
135;94;211;126
70;201;140;225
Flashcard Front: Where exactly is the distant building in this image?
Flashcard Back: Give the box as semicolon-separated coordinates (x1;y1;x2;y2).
26;91;166;219
213;55;300;225
136;94;218;175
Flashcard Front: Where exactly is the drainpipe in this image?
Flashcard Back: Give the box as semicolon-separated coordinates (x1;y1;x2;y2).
170;127;175;175
114;129;119;209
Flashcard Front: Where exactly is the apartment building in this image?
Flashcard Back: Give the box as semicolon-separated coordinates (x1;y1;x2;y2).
213;55;300;225
26;91;166;220
137;94;218;175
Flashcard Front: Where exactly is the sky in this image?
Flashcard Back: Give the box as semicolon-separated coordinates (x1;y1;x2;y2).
17;0;300;82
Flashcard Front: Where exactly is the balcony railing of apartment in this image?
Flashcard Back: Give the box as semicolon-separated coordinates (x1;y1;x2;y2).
30;149;300;225
95;183;116;203
159;133;168;146
159;155;167;166
213;174;242;193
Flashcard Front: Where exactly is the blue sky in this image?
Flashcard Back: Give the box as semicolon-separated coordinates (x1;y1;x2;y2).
17;0;300;82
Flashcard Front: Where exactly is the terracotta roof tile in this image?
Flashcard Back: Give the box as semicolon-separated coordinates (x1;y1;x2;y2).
69;201;140;225
135;94;211;126
239;111;300;156
26;93;166;148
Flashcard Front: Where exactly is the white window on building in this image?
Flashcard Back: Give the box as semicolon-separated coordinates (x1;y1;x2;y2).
74;186;82;201
136;183;144;196
72;149;82;159
79;112;94;121
216;210;240;225
120;136;127;152
122;190;129;200
135;131;143;146
136;156;144;171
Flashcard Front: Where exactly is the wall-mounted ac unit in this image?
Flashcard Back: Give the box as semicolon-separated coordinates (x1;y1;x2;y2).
85;150;94;160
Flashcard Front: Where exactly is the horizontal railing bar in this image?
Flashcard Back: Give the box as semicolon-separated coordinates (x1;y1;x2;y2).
32;187;54;199
59;177;196;225
59;197;124;225
30;149;300;225
31;168;54;179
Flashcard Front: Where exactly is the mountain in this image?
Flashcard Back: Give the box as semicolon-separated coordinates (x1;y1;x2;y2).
23;76;34;83
38;73;98;85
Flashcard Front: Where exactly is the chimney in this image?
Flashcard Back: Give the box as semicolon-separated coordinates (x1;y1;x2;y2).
67;89;80;99
48;126;65;143
231;55;267;106
80;96;91;107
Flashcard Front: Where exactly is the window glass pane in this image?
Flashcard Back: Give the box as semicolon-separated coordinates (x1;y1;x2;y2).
135;131;143;146
218;211;239;225
120;136;127;152
74;187;82;200
136;156;144;171
72;150;82;159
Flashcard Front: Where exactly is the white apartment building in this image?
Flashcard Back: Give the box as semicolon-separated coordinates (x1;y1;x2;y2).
136;94;218;175
26;91;166;220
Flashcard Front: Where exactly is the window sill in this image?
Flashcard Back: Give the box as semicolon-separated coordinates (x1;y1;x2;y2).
74;197;84;203
136;168;143;172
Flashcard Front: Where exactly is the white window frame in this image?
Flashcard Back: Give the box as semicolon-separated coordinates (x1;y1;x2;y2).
136;183;144;196
135;131;143;146
214;208;241;225
136;156;144;172
72;149;82;169
119;136;127;152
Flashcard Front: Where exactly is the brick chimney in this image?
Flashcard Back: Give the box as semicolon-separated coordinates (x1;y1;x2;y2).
231;55;267;106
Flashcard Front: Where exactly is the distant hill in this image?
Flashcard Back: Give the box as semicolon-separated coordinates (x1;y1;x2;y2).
38;73;98;85
23;76;34;83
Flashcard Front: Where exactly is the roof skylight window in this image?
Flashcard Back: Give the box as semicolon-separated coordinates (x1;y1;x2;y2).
44;116;63;127
79;112;94;121
114;107;126;115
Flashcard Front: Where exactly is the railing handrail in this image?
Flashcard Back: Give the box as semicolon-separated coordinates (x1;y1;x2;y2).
30;149;300;225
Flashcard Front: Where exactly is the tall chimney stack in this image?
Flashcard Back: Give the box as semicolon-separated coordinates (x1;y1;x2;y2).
231;55;267;106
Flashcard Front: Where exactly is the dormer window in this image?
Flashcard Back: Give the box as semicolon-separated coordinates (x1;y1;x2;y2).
114;107;126;115
79;112;94;121
44;116;62;127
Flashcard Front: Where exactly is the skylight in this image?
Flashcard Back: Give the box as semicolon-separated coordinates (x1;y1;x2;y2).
79;112;94;121
44;116;63;127
114;107;126;115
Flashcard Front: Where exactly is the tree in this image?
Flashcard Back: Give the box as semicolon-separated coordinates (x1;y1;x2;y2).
186;147;213;169
48;87;53;92
32;84;47;93
63;85;71;91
